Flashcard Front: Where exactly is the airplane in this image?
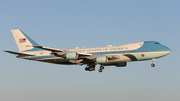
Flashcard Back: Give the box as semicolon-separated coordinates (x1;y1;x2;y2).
4;29;171;72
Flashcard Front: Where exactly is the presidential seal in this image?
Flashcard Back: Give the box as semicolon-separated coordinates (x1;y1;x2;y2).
141;54;145;57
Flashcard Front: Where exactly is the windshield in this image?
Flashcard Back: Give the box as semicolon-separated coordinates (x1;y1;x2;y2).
155;42;160;44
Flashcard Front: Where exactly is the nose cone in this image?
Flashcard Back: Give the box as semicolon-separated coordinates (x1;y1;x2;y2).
166;46;171;52
168;48;171;53
163;46;171;55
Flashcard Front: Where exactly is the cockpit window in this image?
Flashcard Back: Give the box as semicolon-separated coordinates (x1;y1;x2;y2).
155;42;160;44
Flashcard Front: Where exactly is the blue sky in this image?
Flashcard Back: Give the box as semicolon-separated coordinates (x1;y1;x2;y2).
0;0;179;101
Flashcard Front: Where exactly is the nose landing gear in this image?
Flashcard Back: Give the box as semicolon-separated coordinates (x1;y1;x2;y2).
151;59;156;67
151;63;155;67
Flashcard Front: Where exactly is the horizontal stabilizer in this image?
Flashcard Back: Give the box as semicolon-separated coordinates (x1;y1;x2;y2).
4;50;35;56
33;46;63;52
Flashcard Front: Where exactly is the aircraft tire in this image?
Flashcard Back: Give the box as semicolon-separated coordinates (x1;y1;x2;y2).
85;68;89;71
98;69;102;72
100;66;104;69
151;63;155;67
89;68;93;71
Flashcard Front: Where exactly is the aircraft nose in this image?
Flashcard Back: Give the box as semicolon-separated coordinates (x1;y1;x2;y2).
167;46;171;52
165;46;171;54
159;46;171;57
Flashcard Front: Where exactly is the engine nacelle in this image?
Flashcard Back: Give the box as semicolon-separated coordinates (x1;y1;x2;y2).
66;52;78;59
115;62;127;67
96;56;108;63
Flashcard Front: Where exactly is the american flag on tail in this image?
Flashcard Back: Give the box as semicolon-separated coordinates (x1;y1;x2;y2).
19;38;26;43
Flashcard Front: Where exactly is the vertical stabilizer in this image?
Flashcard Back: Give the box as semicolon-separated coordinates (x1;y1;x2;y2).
11;29;41;52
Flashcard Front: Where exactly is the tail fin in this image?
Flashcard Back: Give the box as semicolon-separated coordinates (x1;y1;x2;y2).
11;29;42;52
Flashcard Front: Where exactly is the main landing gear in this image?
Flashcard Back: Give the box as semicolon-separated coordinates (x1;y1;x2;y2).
85;65;105;72
85;64;95;71
151;59;156;67
98;65;104;72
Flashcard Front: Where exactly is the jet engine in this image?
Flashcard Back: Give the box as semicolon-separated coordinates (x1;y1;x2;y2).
115;62;127;67
66;52;78;59
96;56;108;63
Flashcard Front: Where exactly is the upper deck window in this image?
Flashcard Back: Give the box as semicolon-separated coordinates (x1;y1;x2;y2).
155;42;160;44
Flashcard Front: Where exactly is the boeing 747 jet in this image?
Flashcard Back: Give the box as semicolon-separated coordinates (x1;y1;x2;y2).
4;29;171;72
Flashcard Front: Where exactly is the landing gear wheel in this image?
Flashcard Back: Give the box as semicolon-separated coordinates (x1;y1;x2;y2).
89;68;95;71
151;63;155;67
100;66;104;69
85;64;96;72
98;69;103;72
151;59;156;67
85;68;89;71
